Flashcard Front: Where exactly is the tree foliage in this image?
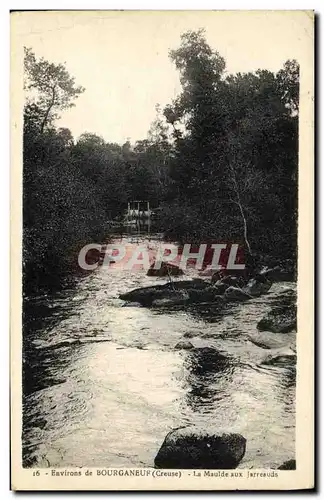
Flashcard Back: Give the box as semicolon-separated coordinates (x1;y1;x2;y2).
159;30;299;258
23;35;299;294
24;47;85;132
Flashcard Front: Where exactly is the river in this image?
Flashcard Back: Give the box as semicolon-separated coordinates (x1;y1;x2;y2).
22;233;296;469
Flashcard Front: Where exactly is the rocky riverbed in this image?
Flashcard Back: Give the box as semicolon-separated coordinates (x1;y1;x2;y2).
23;234;296;469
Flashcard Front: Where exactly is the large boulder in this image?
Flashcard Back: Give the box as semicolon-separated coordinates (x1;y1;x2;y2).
224;286;252;302
119;284;173;306
119;278;218;307
154;427;246;469
119;279;208;306
147;261;183;277
257;305;297;333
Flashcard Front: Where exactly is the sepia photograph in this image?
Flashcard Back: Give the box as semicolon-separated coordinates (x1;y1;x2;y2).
10;10;314;490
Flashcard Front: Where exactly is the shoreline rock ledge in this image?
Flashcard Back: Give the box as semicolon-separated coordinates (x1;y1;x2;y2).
154;427;246;469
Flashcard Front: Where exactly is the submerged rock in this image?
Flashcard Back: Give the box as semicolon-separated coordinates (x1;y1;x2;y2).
277;459;296;470
257;305;297;333
188;347;231;378
147;261;184;277
174;341;194;350
248;338;272;350
262;354;297;367
247;331;293;350
183;331;199;339
154;427;246;469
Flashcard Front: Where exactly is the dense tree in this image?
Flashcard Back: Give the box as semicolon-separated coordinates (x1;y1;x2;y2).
23;35;299;294
24;47;85;133
23;52;106;293
160;30;299;259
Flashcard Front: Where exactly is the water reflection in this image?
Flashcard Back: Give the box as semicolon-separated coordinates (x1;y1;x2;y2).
186;301;238;323
183;347;234;412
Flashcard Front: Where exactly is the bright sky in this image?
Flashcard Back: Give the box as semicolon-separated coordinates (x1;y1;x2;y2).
14;10;312;144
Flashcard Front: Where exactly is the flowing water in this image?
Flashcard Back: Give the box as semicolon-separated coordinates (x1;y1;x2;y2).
23;233;296;469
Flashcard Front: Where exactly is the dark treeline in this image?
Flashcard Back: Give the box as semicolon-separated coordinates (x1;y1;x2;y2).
23;30;299;295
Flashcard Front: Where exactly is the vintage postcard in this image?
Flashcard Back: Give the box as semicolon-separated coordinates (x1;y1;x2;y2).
10;10;314;491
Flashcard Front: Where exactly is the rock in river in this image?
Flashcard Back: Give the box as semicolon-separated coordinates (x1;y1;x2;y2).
224;286;252;302
262;354;297;367
277;459;296;470
257;305;297;333
154;426;246;469
119;279;209;307
174;341;194;350
259;265;295;282
243;276;272;297
120;284;171;307
147;261;184;277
